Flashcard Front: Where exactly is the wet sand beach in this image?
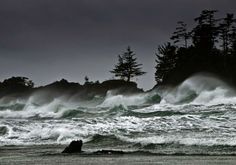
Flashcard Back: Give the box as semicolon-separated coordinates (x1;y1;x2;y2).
1;145;236;165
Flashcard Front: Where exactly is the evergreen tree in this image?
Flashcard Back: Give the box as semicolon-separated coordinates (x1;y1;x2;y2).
154;10;236;86
110;55;126;80
155;43;177;84
192;10;218;50
218;14;236;55
3;77;34;88
195;10;218;25
110;46;146;82
171;21;191;48
229;27;236;55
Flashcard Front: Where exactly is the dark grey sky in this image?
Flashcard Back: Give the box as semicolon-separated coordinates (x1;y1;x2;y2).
0;0;235;89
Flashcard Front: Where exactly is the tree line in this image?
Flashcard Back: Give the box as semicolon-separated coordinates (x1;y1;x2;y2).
1;10;236;88
155;10;236;85
111;10;236;86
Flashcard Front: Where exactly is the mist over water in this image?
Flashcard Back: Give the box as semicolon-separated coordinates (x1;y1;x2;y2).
1;74;236;155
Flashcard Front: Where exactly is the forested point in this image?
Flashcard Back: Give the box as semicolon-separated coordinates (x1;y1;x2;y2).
1;10;236;91
155;10;236;86
0;76;143;101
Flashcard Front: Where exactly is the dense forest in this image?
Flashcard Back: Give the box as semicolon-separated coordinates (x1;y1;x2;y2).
155;10;236;86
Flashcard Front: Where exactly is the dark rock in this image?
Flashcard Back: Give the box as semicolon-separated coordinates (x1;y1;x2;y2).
62;140;83;153
0;78;145;103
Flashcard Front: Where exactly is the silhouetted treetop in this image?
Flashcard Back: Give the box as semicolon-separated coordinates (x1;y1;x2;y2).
194;10;218;25
192;10;219;50
155;10;236;86
2;77;34;88
110;46;146;82
219;14;236;55
171;21;191;48
155;43;177;85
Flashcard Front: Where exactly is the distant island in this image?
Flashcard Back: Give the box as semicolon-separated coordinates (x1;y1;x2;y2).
0;77;144;104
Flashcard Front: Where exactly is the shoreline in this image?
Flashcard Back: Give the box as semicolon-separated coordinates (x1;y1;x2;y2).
1;144;236;156
1;145;236;165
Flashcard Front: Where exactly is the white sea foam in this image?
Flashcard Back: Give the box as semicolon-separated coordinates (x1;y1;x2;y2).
160;74;236;105
98;91;148;107
117;135;236;146
1;74;236;154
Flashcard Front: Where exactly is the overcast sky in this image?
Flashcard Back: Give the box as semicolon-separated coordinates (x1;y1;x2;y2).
0;0;236;89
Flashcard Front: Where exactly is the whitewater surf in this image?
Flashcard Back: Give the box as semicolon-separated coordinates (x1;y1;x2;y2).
1;74;236;155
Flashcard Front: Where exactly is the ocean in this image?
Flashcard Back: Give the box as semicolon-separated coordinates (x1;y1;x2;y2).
1;75;236;157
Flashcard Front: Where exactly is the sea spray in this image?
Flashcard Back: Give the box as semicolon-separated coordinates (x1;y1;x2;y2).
159;73;236;105
99;90;161;108
1;74;236;155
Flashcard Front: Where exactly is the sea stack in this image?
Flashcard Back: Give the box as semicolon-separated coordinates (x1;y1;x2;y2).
62;140;83;153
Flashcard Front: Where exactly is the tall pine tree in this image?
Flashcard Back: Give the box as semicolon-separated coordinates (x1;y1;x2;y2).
192;10;218;51
171;21;191;48
110;55;126;80
218;14;236;55
155;43;177;84
110;46;146;82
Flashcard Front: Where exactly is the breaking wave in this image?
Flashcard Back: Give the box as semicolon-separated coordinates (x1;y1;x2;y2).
160;73;236;105
1;74;236;155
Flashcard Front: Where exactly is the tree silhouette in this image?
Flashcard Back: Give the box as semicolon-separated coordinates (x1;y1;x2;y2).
230;27;236;54
219;14;236;55
192;10;218;50
110;55;126;80
194;10;218;25
3;77;34;88
171;21;191;48
110;46;146;82
155;43;177;84
154;10;236;86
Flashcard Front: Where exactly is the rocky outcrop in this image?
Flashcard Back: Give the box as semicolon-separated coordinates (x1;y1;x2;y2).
0;78;144;102
62;140;124;155
62;140;83;153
